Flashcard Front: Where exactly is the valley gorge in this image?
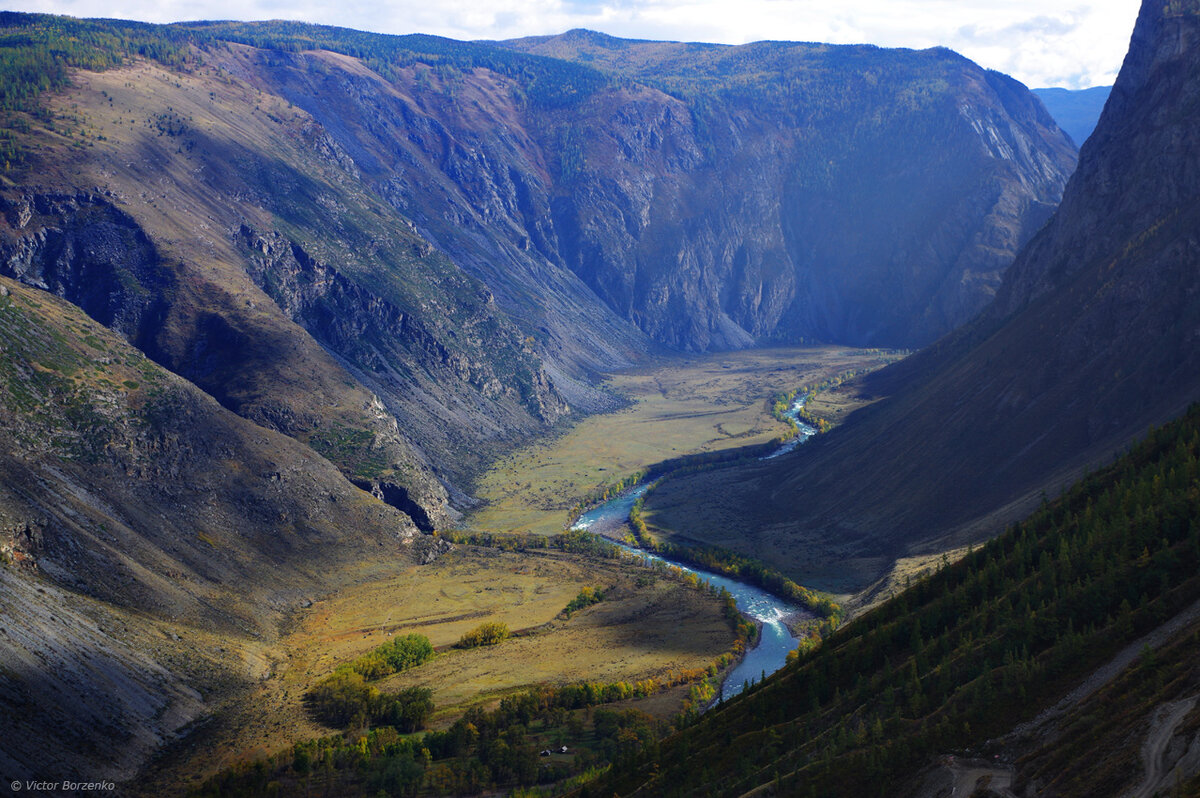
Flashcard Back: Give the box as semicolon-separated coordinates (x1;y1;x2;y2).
1;2;1199;795
642;0;1200;594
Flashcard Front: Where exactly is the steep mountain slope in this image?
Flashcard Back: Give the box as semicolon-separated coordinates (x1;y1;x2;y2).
0;27;579;515
601;402;1200;797
203;38;650;383
644;0;1200;591
0;276;443;784
493;30;1076;349
146;22;1076;356
1033;85;1112;147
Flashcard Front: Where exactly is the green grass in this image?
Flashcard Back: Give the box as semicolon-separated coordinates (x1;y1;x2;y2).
306;423;389;479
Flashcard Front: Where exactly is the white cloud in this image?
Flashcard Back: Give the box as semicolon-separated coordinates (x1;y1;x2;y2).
12;0;1141;87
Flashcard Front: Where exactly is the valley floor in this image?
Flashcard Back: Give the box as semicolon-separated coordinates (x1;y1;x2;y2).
467;345;898;538
135;546;732;795
135;346;898;793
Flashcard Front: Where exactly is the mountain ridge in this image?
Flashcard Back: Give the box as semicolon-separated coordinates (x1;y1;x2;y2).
1032;85;1111;147
0;13;1094;787
644;0;1200;592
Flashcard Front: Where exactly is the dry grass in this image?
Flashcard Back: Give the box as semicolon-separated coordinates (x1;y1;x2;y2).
840;546;972;618
378;554;731;723
296;548;731;724
804;377;887;428
143;546;732;791
467;346;897;537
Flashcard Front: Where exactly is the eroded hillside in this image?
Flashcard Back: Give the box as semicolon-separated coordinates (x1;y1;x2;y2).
0;277;446;784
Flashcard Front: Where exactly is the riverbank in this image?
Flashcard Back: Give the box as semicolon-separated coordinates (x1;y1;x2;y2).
572;485;832;701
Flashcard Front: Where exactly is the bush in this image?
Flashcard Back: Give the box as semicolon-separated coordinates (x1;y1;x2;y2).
307;672;434;731
562;586;605;617
308;669;378;728
351;633;434;680
457;621;510;648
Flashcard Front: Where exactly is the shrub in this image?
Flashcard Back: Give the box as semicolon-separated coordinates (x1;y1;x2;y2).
457;621;510;648
562;586;605;617
351;633;434;680
307;669;378;728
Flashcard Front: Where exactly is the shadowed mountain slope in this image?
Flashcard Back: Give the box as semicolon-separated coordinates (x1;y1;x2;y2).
497;30;1076;349
645;0;1200;592
0;276;446;785
603;403;1200;797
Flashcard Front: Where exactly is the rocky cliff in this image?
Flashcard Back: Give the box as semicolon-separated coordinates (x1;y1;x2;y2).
225;28;1077;353
644;0;1200;591
500;31;1076;349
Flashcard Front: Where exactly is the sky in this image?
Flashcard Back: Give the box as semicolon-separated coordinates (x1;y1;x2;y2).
15;0;1142;89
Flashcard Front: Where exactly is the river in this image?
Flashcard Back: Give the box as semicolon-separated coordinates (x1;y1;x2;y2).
760;393;817;459
570;397;817;701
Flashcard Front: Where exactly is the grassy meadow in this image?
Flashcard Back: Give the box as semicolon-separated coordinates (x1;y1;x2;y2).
466;346;900;537
290;546;731;724
146;544;733;792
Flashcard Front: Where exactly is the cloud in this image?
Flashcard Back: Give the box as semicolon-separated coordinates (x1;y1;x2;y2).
11;0;1141;87
957;14;1082;45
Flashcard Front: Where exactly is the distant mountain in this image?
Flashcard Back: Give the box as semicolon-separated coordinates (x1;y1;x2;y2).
644;0;1200;593
496;31;1076;349
1034;85;1113;147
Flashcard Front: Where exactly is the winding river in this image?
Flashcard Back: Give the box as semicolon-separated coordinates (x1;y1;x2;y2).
760;394;818;459
570;394;818;701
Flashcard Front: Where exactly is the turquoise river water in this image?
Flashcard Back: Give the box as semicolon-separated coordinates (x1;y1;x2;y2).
570;395;817;701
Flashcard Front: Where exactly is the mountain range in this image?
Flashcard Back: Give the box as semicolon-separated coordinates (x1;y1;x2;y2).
1033;85;1113;147
1;2;1197;792
643;0;1200;593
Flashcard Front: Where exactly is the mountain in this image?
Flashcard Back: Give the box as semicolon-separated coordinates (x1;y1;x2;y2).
0;15;1078;521
495;30;1076;349
0;276;448;785
0;13;1084;786
1033;85;1112;147
602;402;1200;796
643;0;1200;593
